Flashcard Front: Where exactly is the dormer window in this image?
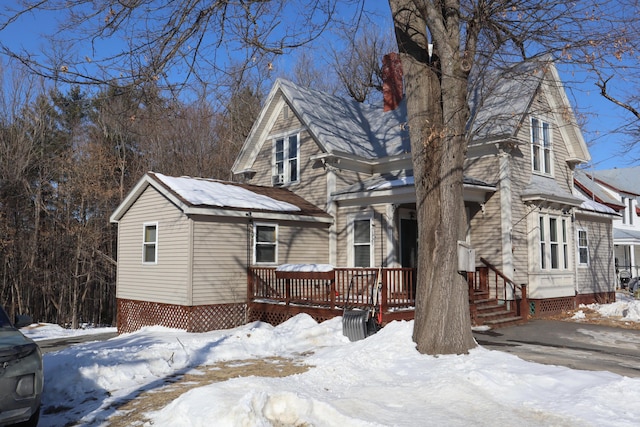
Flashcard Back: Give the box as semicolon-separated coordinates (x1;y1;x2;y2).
531;117;552;175
273;133;299;186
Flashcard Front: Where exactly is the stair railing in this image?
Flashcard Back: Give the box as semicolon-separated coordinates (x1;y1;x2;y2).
478;258;528;321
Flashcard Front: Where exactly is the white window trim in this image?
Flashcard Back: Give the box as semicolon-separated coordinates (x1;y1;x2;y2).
253;222;278;265
538;213;569;271
142;222;158;265
577;228;589;267
347;212;374;268
271;131;301;185
530;116;553;176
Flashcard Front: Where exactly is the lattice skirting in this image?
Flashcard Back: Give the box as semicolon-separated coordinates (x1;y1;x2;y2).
529;297;575;317
117;299;247;333
529;291;617;318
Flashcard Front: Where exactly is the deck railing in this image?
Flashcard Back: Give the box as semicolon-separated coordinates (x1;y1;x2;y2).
248;267;416;313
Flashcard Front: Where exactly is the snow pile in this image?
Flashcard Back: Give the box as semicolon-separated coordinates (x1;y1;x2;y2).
581;292;640;322
21;323;116;341
32;314;640;426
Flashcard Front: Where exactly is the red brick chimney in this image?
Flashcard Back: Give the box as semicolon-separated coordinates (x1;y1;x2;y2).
382;53;403;112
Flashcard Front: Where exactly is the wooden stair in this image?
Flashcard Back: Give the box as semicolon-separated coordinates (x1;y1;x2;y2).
471;290;526;329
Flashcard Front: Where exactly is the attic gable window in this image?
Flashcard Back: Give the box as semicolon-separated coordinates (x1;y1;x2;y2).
531;117;552;175
142;223;158;264
273;133;299;186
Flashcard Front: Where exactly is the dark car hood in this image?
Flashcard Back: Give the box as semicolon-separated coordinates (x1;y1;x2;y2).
0;329;38;362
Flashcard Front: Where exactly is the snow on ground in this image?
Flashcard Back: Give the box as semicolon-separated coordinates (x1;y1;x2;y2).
22;293;640;427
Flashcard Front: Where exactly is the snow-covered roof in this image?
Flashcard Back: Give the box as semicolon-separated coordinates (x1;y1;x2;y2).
573;189;619;216
468;61;543;140
154;173;300;211
110;172;332;223
521;174;583;207
332;170;495;198
234;57;589;177
277;78;411;159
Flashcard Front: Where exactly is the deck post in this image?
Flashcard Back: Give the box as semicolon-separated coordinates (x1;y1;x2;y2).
285;278;291;305
380;269;387;324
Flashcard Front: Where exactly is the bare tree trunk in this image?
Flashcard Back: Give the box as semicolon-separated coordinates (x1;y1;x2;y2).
391;0;475;354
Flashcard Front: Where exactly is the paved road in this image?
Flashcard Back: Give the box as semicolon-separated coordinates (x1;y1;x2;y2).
37;332;118;354
473;319;640;377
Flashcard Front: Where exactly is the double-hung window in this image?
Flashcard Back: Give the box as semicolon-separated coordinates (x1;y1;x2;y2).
352;218;372;267
254;223;277;264
577;229;589;266
142;223;158;264
273;133;299;185
539;215;568;270
531;117;552;175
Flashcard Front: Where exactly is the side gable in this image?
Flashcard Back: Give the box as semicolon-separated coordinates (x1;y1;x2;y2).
469;60;590;166
232;82;291;175
110;172;333;224
542;64;590;164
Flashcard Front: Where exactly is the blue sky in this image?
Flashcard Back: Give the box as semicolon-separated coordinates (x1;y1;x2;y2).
0;1;636;171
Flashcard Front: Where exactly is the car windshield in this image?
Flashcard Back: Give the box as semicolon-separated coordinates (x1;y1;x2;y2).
0;306;13;328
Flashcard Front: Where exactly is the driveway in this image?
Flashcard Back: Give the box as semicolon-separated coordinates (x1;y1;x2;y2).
37;331;118;354
473;319;640;377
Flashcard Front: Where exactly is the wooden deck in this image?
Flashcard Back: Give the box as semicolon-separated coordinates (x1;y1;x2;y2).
247;261;527;328
247;267;416;325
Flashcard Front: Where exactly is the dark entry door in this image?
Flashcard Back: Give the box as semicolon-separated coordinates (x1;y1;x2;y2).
400;218;418;268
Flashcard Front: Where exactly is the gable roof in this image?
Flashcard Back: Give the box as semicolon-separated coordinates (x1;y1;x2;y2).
574;170;625;210
232;78;412;174
233;58;590;175
469;60;543;141
110;172;332;223
470;59;589;163
585;166;640;197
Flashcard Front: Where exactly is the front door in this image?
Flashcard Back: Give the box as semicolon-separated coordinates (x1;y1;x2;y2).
400;217;418;268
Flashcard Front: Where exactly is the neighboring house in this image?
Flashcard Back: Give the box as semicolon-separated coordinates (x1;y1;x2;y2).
576;167;640;281
112;56;618;333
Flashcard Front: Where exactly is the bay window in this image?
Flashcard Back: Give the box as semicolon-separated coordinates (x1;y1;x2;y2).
539;214;568;270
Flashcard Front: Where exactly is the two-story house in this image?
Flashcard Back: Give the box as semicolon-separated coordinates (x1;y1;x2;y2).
111;56;618;333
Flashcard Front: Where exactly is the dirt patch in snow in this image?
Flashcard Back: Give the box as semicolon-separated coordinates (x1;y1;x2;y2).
547;306;640;330
105;356;310;427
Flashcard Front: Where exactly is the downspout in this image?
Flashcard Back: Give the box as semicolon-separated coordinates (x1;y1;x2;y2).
246;212;253;324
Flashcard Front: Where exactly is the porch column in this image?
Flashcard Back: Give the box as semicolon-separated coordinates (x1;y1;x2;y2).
327;168;338;266
498;150;514;300
385;204;397;267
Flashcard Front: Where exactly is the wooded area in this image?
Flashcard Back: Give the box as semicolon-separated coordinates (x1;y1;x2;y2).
0;68;261;327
